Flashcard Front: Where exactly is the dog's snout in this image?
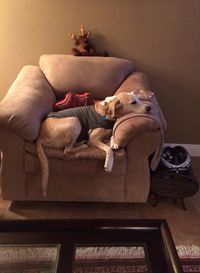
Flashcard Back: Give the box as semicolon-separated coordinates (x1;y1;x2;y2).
146;105;151;112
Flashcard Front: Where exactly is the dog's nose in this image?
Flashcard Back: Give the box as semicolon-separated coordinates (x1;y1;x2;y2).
146;105;151;112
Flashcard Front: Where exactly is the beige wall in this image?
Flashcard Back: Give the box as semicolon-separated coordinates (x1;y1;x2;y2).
0;0;200;144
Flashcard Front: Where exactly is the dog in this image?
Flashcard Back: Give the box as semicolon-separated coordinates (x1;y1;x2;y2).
36;91;151;197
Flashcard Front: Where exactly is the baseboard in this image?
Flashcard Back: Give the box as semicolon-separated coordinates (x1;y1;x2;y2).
164;143;200;157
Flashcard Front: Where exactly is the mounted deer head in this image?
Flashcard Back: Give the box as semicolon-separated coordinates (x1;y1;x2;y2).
68;25;95;56
68;25;108;57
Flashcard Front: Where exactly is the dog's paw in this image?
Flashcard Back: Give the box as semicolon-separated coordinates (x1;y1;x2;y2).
110;142;119;150
104;166;111;173
104;148;114;172
110;136;119;150
104;163;113;173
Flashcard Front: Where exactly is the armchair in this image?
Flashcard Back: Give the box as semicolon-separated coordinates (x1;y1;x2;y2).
0;55;166;202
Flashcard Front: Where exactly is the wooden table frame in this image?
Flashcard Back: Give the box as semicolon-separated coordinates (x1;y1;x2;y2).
0;219;183;273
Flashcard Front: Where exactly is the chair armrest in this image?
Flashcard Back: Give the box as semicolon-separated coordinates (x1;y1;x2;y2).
0;66;56;141
124;130;161;202
113;101;167;170
0;129;26;199
113;71;167;167
113;115;160;148
113;83;166;149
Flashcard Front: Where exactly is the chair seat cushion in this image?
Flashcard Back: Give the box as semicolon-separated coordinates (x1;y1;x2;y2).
24;142;126;176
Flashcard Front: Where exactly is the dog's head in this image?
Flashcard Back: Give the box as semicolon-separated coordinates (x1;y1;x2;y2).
96;92;151;120
114;92;151;117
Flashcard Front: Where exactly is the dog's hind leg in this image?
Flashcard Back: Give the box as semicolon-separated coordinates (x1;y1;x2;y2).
62;118;83;155
64;142;88;155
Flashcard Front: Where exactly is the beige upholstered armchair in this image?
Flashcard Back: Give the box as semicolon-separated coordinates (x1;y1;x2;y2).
0;55;166;202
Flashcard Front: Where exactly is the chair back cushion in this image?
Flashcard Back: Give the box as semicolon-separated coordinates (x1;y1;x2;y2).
39;55;134;99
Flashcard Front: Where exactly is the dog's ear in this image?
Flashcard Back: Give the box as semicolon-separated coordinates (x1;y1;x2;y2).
107;98;122;119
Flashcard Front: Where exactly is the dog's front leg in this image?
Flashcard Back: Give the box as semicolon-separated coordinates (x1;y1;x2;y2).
104;147;114;172
110;135;119;150
88;128;114;172
89;140;114;172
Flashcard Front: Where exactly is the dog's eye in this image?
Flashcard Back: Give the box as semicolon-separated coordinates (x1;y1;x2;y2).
132;100;137;105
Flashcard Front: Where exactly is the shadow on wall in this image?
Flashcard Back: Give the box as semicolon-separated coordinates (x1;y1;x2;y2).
90;33;110;56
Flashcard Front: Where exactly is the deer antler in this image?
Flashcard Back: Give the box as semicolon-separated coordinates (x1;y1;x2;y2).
80;25;86;36
69;32;77;40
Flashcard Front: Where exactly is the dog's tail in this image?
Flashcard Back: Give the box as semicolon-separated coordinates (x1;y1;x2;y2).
36;138;49;197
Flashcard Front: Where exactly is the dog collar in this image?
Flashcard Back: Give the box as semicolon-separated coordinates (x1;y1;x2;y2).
102;115;108;120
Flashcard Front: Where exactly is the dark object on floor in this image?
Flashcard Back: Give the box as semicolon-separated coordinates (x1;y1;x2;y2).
150;146;199;210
